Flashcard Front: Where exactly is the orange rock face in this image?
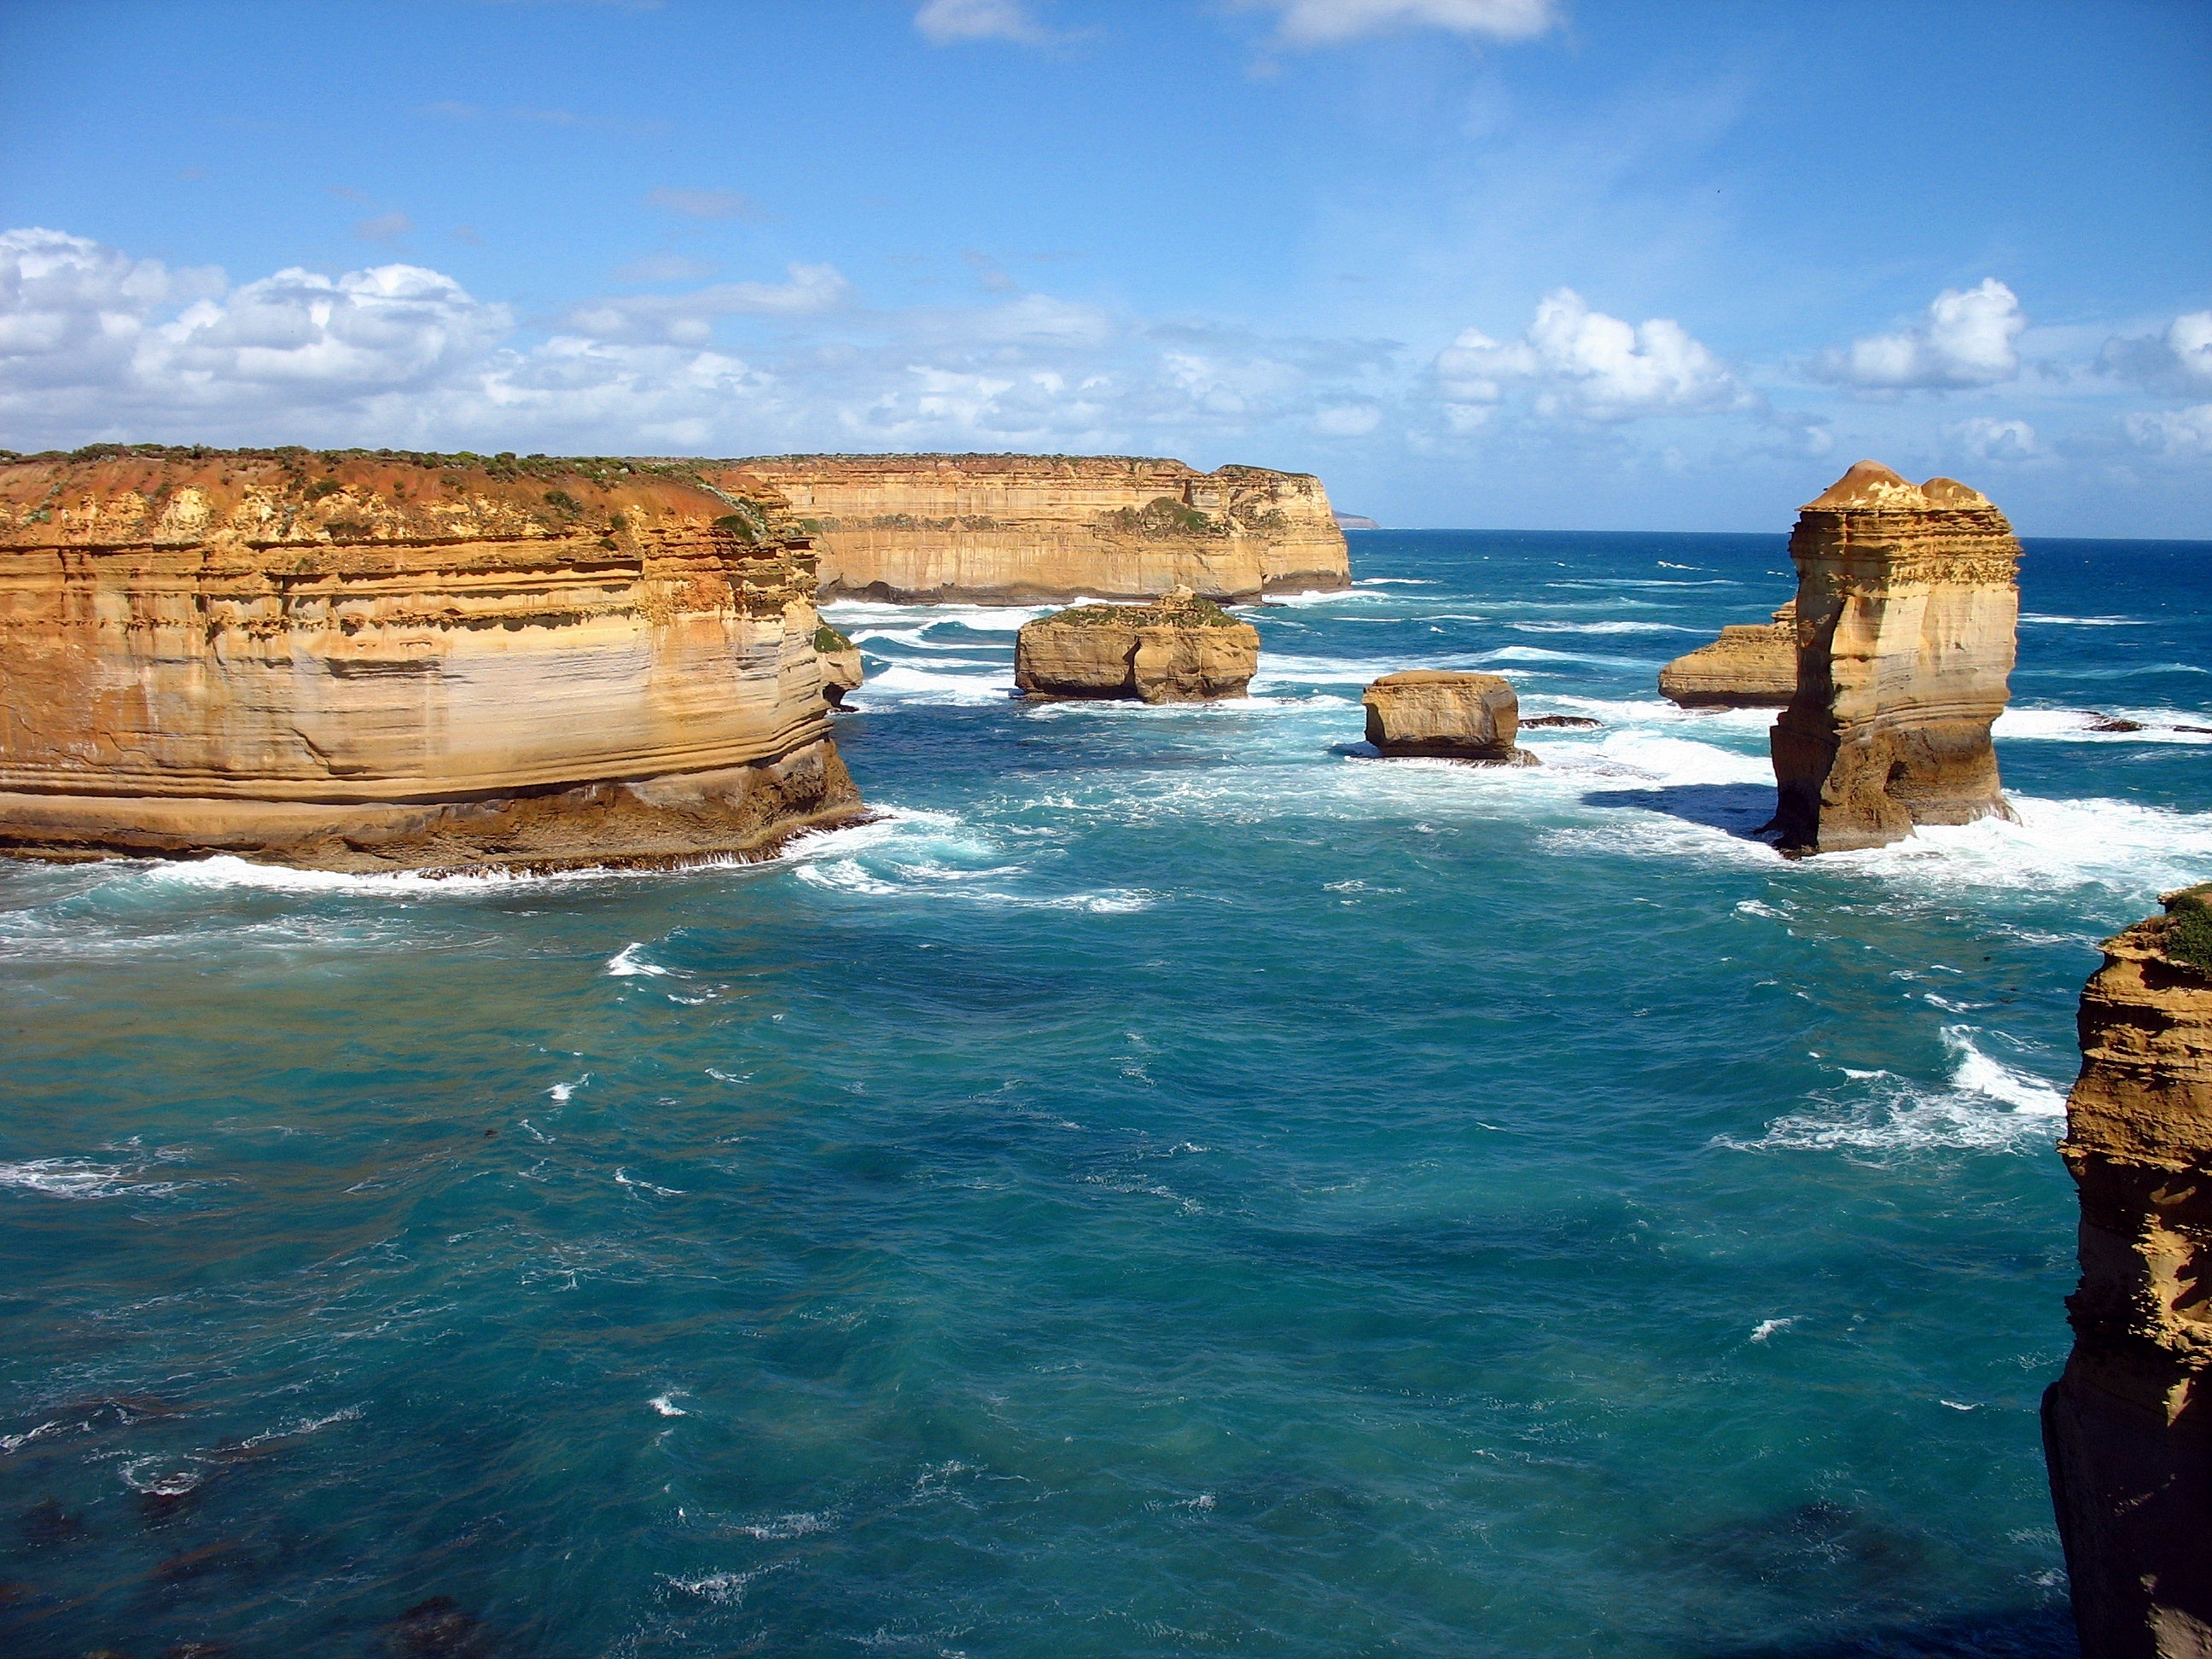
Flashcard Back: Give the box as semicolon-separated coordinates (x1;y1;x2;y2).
725;454;1349;602
1361;671;1534;764
1768;462;2022;854
1659;601;1798;708
2043;885;2212;1658
1014;587;1260;704
0;448;863;871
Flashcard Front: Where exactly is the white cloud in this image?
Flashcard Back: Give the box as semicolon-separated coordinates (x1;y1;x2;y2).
1313;402;1382;435
1435;288;1749;422
2099;309;2212;393
644;187;765;221
563;264;853;344
1243;0;1559;45
1946;415;2039;461
1811;278;2024;389
0;228;220;389
2122;403;2212;458
355;211;412;243
612;252;719;283
914;0;1051;45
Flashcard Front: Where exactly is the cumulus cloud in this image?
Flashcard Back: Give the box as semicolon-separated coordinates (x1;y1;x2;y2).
1435;288;1750;422
914;0;1051;44
1946;415;2039;461
1811;278;2024;389
2099;310;2212;394
645;187;765;221
0;224;1399;457
1241;0;1559;45
2122;403;2212;459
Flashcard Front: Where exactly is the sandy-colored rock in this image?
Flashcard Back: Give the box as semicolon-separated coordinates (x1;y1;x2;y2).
725;454;1349;603
1361;672;1535;764
2044;885;2212;1658
815;624;864;707
1014;586;1259;703
1768;462;2021;854
1659;601;1799;708
0;447;863;872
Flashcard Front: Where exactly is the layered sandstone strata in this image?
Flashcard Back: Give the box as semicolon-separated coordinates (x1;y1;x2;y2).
1361;672;1534;764
0;447;862;872
2044;885;2212;1658
1659;601;1798;708
1014;586;1260;703
727;454;1349;602
1768;462;2021;854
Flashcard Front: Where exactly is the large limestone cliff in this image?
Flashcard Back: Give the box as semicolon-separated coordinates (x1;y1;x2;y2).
725;454;1349;603
1768;462;2021;854
0;448;862;872
2044;886;2212;1658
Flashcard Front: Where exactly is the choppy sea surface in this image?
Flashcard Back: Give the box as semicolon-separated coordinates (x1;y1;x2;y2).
3;529;2209;1659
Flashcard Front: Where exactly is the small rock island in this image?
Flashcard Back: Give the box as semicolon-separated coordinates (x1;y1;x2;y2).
1768;461;2022;854
1659;601;1798;708
1361;672;1535;764
2044;884;2212;1657
1014;585;1260;703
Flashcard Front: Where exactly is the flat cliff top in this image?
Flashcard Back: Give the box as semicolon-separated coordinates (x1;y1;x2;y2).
729;453;1325;486
1035;591;1248;629
2124;882;2212;978
0;445;792;550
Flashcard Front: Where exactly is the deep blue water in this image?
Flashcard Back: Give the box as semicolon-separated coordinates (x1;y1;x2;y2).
3;530;2208;1658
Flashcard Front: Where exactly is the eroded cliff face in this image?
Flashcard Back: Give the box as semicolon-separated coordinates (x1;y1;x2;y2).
1659;601;1798;708
726;454;1349;603
2045;886;2212;1659
1014;587;1260;703
0;448;861;872
1361;672;1534;764
1768;462;2021;854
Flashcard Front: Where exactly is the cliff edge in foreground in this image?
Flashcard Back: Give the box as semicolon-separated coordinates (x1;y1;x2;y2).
2045;885;2212;1659
1769;462;2021;854
726;454;1349;603
0;447;862;872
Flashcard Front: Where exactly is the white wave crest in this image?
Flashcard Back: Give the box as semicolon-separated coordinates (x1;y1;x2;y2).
1725;1027;2068;1157
605;944;668;978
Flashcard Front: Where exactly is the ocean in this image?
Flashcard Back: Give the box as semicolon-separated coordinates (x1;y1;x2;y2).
3;528;2207;1657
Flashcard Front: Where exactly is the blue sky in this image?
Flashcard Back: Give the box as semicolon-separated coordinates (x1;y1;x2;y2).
2;0;2206;534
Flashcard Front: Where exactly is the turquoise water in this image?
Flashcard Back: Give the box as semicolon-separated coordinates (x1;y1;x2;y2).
3;530;2209;1658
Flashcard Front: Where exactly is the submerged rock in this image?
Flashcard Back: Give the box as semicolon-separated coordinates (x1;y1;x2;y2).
2043;883;2212;1658
1361;672;1536;764
1014;585;1260;703
1521;714;1603;730
1768;462;2022;854
1659;601;1798;708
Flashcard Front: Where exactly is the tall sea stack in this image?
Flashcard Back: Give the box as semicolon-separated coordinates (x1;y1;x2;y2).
1768;461;2021;854
0;448;863;872
2044;885;2212;1658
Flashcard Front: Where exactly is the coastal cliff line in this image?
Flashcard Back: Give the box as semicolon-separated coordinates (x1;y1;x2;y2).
726;453;1350;603
2046;885;2212;1658
0;445;862;872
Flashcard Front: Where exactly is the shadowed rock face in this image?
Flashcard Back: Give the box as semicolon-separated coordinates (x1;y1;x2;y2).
1014;586;1260;703
0;450;863;872
1768;462;2021;854
2044;884;2212;1659
726;454;1349;603
1361;671;1535;764
1659;601;1798;708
